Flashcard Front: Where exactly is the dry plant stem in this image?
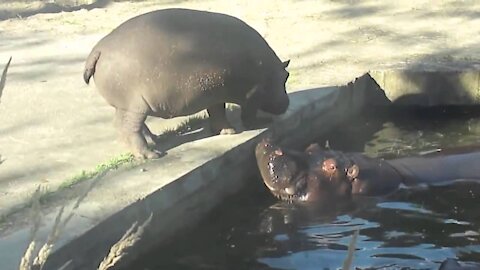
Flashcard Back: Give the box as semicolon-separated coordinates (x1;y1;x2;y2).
19;186;44;270
18;241;36;270
18;171;103;270
32;206;65;269
57;260;72;270
0;56;12;103
98;213;153;270
342;229;359;270
32;171;104;270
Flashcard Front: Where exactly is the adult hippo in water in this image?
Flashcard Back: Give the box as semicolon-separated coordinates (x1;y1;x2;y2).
84;9;290;159
255;137;480;202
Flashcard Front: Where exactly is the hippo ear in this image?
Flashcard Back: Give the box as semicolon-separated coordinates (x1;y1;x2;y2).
282;60;290;69
347;164;359;179
305;143;321;155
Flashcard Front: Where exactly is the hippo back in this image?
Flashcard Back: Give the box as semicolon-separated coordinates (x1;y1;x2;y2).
90;8;284;116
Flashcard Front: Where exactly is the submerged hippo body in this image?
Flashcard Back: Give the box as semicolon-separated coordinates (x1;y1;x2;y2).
255;138;480;202
439;259;480;270
84;9;290;158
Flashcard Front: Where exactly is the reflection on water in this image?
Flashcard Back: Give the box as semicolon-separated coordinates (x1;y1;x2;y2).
131;107;480;270
324;106;480;159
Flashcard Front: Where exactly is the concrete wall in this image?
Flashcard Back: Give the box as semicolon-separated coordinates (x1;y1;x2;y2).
370;69;480;105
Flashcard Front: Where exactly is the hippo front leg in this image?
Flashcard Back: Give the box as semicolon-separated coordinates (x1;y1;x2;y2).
115;109;161;159
207;103;236;135
241;102;272;130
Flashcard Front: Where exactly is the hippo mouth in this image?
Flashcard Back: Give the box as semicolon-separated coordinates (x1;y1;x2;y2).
261;93;289;115
255;138;309;201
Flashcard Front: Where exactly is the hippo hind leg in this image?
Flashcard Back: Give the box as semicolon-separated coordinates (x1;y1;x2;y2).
115;109;161;159
207;103;236;135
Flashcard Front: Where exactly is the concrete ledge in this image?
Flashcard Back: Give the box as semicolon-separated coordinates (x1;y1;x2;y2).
0;73;388;270
369;68;480;105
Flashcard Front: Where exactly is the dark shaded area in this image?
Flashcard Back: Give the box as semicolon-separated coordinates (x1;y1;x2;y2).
150;106;274;154
5;55;85;83
0;0;111;21
128;177;356;270
0;162;66;184
0;56;12;103
0;117;44;137
0;35;52;51
0;0;207;21
324;4;386;19
318;106;480;155
291;1;480;96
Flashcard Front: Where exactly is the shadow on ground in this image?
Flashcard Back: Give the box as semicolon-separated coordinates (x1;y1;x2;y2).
0;0;110;20
0;0;206;21
6;55;85;82
290;1;480;77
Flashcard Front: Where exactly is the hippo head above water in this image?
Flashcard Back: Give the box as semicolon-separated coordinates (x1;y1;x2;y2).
255;137;359;202
256;136;480;202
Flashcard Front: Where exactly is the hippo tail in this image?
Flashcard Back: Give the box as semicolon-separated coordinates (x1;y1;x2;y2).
83;50;101;84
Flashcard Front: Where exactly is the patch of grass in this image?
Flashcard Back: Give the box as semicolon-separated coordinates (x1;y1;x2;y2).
59;153;136;189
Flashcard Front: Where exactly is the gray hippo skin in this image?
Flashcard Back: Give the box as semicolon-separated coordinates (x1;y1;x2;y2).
84;8;290;159
255;138;480;202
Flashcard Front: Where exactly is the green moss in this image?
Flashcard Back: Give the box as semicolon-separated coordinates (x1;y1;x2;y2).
60;153;135;189
57;115;207;190
5;114;211;222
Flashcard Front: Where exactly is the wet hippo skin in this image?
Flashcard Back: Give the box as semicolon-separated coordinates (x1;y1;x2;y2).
84;9;290;159
255;137;480;202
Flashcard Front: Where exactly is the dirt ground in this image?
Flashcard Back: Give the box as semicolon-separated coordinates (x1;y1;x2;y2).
0;0;479;220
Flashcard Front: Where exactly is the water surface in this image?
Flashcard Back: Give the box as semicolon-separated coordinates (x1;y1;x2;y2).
132;107;480;270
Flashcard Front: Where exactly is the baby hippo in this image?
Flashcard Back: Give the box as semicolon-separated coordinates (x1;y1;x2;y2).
84;9;290;158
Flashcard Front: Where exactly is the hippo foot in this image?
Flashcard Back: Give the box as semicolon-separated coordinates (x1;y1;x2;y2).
219;128;237;135
210;124;237;135
134;149;163;160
